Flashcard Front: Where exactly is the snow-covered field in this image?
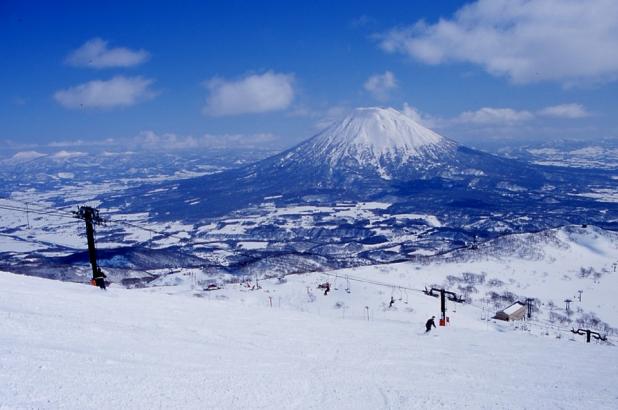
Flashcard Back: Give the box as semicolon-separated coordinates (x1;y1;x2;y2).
1;269;617;410
160;225;618;332
526;146;618;170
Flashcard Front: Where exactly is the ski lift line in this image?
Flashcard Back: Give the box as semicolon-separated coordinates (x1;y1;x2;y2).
0;203;78;219
316;270;426;294
0;199;76;216
2;199;191;244
0;257;175;275
0;204;80;220
110;219;192;243
63;260;217;274
0;202;66;216
530;316;591;335
530;320;585;338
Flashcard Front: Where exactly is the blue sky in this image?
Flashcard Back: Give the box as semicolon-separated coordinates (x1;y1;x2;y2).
1;0;617;151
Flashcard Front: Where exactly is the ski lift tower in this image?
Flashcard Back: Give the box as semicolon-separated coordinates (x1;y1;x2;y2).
74;206;104;281
424;287;465;325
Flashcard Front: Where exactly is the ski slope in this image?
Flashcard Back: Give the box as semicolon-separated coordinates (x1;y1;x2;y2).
1;271;617;410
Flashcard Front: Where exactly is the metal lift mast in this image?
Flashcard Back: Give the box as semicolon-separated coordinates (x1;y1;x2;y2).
74;206;104;280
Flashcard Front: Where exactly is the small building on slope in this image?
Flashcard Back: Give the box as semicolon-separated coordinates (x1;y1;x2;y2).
495;301;527;321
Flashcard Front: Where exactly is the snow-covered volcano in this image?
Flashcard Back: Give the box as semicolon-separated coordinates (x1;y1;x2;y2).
278;107;457;179
132;107;567;219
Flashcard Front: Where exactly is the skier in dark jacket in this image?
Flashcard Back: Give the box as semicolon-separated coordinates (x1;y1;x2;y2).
94;267;107;290
389;296;395;308
425;316;436;333
323;282;330;296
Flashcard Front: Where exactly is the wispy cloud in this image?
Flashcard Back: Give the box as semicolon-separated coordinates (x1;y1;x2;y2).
65;38;150;69
203;71;295;116
54;76;156;109
403;102;595;142
452;104;591;125
3;131;284;154
313;106;351;130
132;130;281;150
455;107;534;124
50;150;86;159
377;0;618;85
401;103;442;128
538;103;590;119
364;71;397;100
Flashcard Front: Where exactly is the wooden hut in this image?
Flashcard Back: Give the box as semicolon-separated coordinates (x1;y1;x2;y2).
495;301;527;321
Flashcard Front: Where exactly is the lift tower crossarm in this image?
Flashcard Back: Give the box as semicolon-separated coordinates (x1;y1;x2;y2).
424;287;465;323
571;328;607;343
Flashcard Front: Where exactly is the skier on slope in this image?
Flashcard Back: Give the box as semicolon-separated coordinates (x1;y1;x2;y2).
323;282;330;296
425;316;436;333
389;296;395;308
94;267;107;290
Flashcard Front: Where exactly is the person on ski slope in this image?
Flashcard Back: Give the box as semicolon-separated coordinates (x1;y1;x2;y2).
94;267;107;290
425;316;436;333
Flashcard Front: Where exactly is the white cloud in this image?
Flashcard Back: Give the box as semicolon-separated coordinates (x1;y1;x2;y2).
47;138;115;148
448;103;591;126
134;131;194;149
284;104;353;130
6;151;47;162
66;38;149;68
455;107;534;124
54;76;156;109
538;103;590;119
364;71;397;100
133;130;280;150
50;150;86;159
313;106;351;130
401;103;424;123
377;0;618;85
401;103;442;128
203;71;295;116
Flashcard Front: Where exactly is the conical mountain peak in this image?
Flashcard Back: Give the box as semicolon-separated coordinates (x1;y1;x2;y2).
315;107;452;159
280;107;457;178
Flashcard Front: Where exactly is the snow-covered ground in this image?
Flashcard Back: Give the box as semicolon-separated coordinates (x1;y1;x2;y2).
1;270;617;410
530;148;618;169
163;225;618;332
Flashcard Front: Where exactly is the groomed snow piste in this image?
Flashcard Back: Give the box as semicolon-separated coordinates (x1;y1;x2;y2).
1;270;617;410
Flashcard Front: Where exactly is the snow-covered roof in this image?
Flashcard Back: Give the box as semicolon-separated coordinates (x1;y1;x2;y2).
503;301;526;315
